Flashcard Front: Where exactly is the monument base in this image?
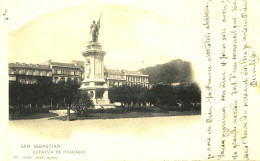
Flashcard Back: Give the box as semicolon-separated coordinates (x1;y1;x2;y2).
94;104;116;109
80;37;113;109
80;83;115;109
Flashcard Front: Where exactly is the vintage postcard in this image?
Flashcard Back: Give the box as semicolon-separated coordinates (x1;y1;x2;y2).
0;0;259;160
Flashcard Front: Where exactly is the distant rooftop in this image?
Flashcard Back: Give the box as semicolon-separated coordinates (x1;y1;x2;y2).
125;70;142;75
71;60;84;68
9;62;51;70
9;61;148;76
50;62;80;68
106;69;148;76
106;69;124;75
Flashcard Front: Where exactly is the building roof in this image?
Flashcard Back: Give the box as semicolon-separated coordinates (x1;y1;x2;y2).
51;62;80;69
9;62;51;70
106;69;148;77
106;69;125;75
71;60;85;68
125;70;148;76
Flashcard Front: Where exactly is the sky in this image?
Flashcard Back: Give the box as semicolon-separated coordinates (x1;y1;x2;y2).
7;0;203;78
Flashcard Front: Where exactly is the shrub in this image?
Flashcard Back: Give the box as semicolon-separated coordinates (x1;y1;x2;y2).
9;105;50;117
71;90;94;116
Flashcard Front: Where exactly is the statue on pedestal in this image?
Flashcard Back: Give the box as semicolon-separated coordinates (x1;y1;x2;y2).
81;14;112;108
90;14;102;43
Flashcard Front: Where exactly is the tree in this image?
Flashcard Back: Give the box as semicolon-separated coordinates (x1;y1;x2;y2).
9;81;22;107
64;79;80;106
108;85;151;107
176;83;201;110
150;84;177;106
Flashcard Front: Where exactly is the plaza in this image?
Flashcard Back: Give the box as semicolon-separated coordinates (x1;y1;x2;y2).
8;115;201;160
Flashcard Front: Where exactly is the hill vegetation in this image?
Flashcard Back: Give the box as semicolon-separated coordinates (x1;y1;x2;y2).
139;59;193;85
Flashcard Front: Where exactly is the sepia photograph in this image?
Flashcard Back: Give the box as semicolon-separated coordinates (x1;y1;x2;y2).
8;9;201;121
1;0;259;160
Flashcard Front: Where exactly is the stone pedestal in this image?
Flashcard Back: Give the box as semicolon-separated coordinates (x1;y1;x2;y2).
80;41;113;108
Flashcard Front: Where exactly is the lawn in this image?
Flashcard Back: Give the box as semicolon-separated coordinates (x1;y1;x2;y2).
9;112;59;120
9;106;200;121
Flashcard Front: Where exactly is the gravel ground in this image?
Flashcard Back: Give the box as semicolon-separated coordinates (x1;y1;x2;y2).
7;115;202;160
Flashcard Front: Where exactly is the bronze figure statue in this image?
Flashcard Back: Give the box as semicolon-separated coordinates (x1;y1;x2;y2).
90;14;102;42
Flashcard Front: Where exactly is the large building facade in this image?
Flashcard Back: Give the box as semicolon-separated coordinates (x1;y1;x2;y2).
9;62;52;84
105;69;149;88
49;60;83;84
9;60;150;87
9;60;83;84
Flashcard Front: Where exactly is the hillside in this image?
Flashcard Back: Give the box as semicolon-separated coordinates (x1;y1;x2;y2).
139;59;193;85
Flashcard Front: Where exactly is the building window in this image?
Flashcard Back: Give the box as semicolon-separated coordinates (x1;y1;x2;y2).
9;69;15;74
53;77;58;83
34;70;39;76
109;81;114;86
53;69;57;74
18;78;25;84
32;79;37;84
47;72;52;76
114;81;119;86
9;76;16;81
26;70;33;75
25;80;30;84
41;71;47;76
19;69;25;75
60;77;65;82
